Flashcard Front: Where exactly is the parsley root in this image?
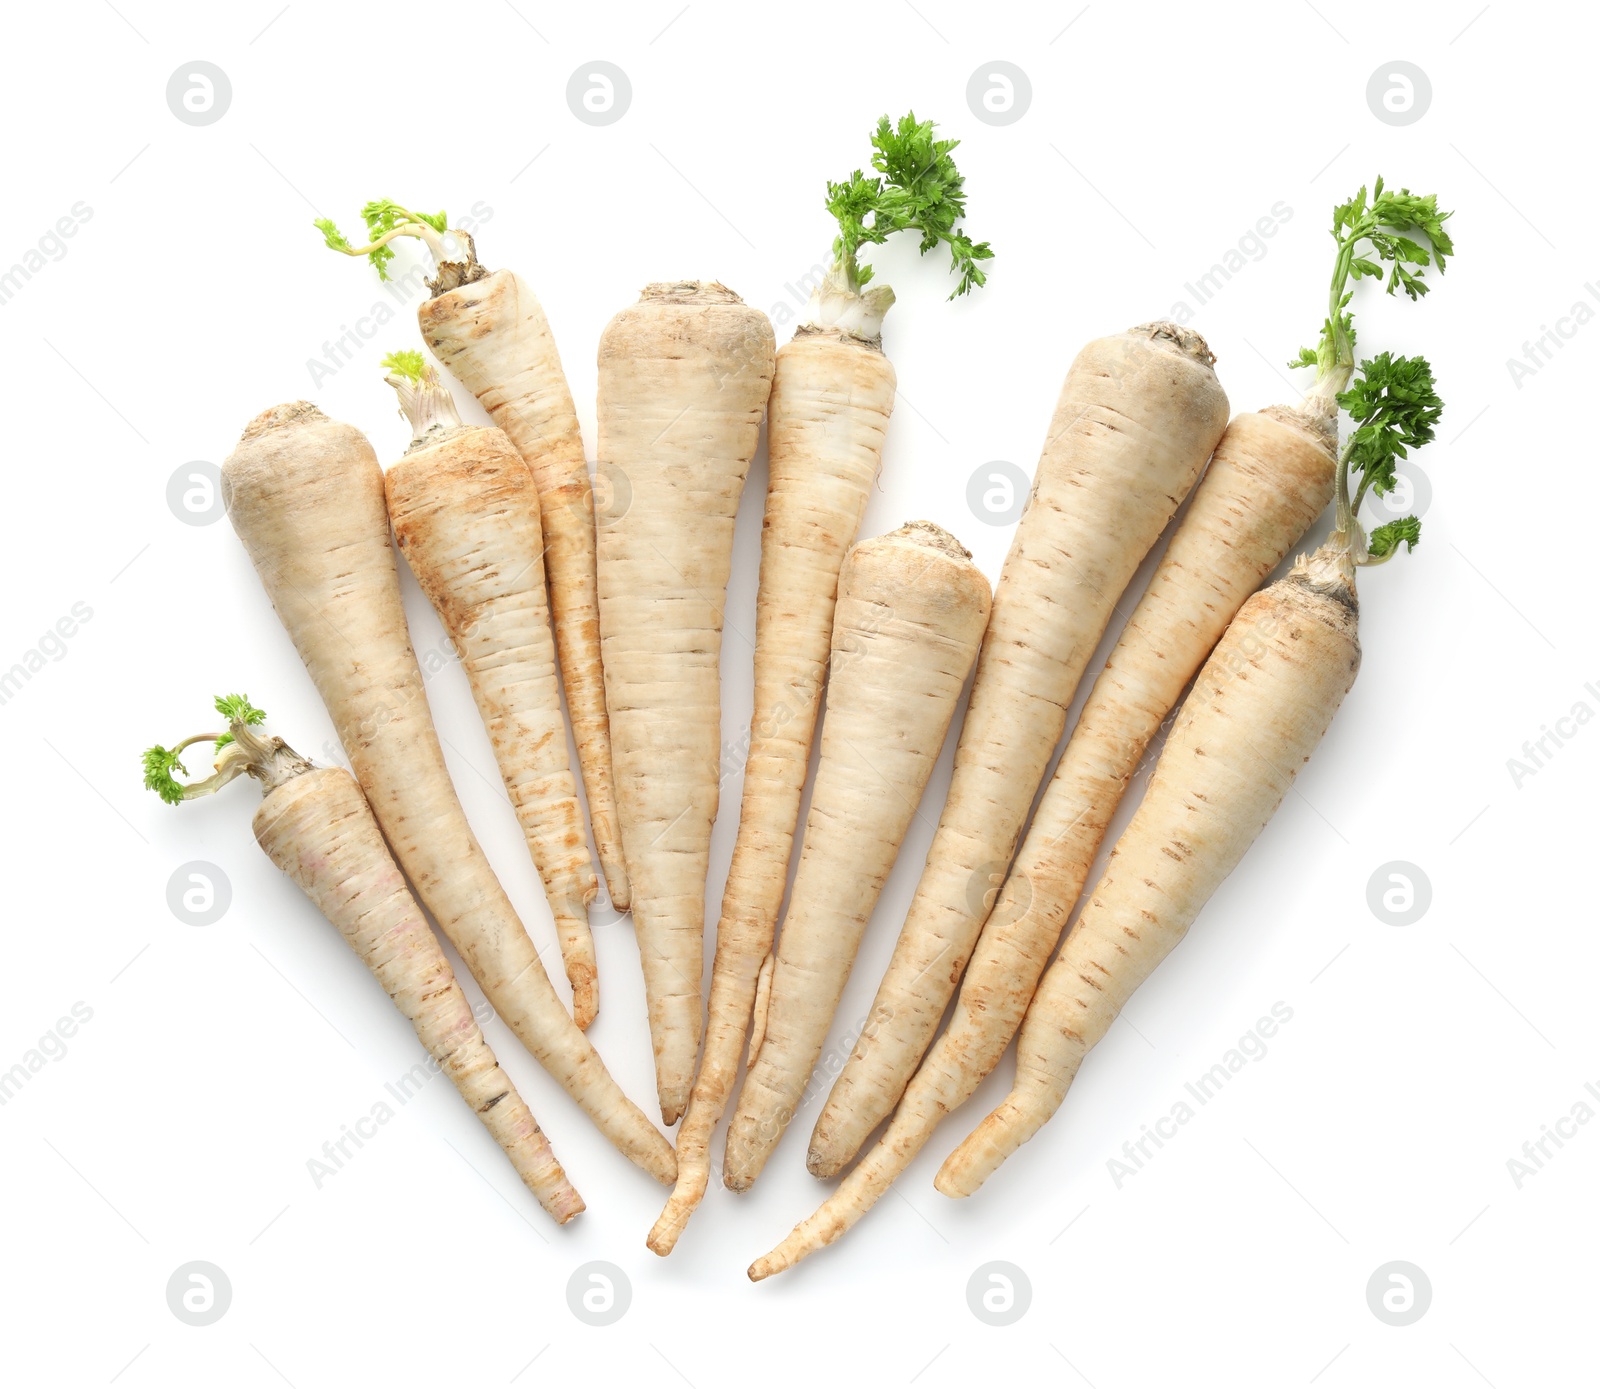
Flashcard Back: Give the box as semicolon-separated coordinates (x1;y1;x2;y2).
907;187;1455;1165
795;184;1453;1221
648;114;989;1254
806;323;1230;1177
934;440;1428;1194
755;353;1440;1275
222;404;674;1182
381;352;600;1029
317;202;629;910
753;186;1450;1276
143;698;584;1223
597;282;777;1125
720;522;990;1193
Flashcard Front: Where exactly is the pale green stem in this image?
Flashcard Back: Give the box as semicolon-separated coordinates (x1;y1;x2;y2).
172;722;313;800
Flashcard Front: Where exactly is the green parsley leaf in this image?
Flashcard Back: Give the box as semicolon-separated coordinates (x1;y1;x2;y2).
142;744;189;805
381;349;428;383
826;113;993;298
1368;515;1422;558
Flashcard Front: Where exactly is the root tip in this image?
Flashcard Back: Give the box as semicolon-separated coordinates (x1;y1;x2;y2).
934;1144;987;1198
566;960;598;1031
805;1150;840;1180
647;1200;689;1255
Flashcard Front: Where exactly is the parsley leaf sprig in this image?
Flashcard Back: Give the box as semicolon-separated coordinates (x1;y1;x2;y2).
826;114;993;300
1290;177;1454;392
1330;353;1442;565
142;695;272;804
316;201;456;282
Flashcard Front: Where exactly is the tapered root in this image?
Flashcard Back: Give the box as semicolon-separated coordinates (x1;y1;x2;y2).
656;328;894;1250
746;1087;945;1278
646;957;766;1252
723;524;990;1192
809;327;1230;1176
749;1195;857;1281
225;405;673;1186
251;766;587;1222
487;1081;586;1223
747;1147;893;1279
418;271;627;916
598;281;775;1124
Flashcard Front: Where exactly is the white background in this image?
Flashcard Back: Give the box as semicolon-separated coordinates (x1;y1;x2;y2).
2;1;1592;1384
